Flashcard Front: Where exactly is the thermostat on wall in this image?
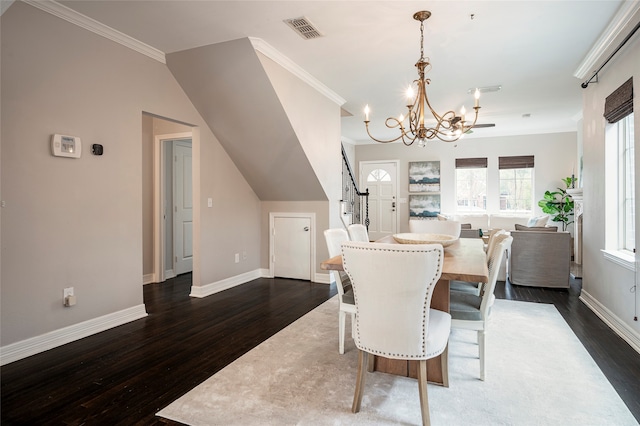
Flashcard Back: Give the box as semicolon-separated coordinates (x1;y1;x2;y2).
51;134;82;158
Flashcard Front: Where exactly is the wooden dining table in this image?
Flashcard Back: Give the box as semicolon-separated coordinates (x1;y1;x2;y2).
320;235;489;386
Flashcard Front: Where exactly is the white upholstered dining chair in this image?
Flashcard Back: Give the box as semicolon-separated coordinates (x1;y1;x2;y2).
341;241;450;426
323;228;356;354
450;234;513;381
409;219;462;238
450;229;508;296
347;223;370;242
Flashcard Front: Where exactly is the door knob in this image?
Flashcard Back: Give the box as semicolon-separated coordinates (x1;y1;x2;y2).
304;226;310;231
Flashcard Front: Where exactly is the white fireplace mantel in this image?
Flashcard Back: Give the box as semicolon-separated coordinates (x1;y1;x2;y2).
567;188;583;264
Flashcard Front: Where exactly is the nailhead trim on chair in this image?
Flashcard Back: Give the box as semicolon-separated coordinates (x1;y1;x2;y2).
343;245;443;359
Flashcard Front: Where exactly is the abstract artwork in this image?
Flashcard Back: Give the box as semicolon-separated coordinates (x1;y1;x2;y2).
409;194;441;218
409;161;440;192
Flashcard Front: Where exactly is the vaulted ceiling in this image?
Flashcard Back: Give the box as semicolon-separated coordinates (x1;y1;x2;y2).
51;0;637;143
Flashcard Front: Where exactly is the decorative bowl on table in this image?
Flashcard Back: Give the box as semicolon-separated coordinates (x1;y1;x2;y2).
392;233;458;247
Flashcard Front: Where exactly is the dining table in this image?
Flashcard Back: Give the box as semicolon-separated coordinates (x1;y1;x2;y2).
320;234;489;386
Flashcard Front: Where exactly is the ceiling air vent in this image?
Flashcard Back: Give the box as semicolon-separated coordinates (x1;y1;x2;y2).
284;16;323;40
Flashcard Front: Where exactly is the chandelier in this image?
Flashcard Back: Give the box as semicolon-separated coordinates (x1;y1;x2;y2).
364;11;480;147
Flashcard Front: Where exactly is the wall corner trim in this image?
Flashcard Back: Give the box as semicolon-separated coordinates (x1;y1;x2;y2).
0;304;148;366
23;0;166;64
249;37;346;107
579;290;640;354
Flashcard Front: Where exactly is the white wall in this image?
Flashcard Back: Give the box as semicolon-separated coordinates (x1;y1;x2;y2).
355;132;577;233
0;3;261;350
580;32;640;347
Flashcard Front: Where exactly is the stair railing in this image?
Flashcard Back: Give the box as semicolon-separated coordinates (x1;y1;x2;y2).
341;145;369;229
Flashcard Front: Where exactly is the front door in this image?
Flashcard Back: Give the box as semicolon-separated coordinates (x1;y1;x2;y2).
360;161;399;241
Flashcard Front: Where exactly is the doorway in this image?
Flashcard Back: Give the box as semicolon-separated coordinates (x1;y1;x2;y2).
154;132;193;282
359;161;399;241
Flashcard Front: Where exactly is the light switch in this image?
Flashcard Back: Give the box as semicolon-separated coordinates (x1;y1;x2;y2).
208;198;213;208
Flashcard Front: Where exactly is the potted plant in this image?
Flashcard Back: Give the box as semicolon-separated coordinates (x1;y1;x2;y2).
538;177;576;232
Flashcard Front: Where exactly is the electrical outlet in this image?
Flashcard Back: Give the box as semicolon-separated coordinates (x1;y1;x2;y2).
235;253;240;263
63;287;75;307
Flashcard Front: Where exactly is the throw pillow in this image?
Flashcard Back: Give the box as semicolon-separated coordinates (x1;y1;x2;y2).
460;223;472;229
515;224;558;232
527;215;549;227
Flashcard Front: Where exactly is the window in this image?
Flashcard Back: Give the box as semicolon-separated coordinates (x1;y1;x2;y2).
499;156;534;213
619;114;635;252
367;169;391;182
607;113;635;253
455;158;487;212
603;77;634;264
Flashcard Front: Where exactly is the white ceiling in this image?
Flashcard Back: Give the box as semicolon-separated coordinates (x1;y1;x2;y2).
52;0;629;143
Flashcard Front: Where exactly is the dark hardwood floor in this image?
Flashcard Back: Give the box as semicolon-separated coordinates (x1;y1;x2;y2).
2;273;639;425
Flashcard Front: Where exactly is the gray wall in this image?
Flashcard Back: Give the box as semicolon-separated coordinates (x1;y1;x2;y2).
1;3;261;346
355;132;577;233
581;31;640;339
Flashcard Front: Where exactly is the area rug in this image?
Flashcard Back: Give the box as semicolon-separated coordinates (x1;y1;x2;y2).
157;298;637;425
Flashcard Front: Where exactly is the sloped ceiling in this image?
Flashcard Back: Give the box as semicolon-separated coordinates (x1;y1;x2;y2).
166;37;327;201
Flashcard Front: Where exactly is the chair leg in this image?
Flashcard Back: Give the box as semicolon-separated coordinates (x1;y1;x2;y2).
440;343;449;388
339;310;346;354
352;350;368;413
417;359;430;426
478;330;486;381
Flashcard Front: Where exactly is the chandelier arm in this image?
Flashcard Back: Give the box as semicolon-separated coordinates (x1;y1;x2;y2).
364;121;407;144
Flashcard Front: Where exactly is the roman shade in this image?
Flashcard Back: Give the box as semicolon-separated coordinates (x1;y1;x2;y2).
604;77;633;124
456;157;488;168
499;155;535;169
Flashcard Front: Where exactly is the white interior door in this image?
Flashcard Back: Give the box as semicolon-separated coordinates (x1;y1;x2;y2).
273;216;311;280
173;140;193;275
360;161;398;241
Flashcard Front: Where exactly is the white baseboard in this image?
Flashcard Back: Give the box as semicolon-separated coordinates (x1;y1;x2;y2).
0;304;148;366
190;269;331;298
143;273;155;285
259;268;271;278
190;269;263;298
165;269;176;280
314;272;331;284
580;290;640;354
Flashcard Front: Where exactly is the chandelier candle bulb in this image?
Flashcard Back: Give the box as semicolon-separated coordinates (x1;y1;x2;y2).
475;89;480;107
364;104;370;121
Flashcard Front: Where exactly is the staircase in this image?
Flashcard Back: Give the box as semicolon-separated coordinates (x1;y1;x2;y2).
340;145;369;230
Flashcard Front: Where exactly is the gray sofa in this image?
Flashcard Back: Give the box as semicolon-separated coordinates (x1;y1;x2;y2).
509;230;571;288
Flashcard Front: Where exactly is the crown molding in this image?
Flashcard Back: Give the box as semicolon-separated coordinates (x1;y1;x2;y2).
22;0;166;64
249;37;346;107
574;1;640;79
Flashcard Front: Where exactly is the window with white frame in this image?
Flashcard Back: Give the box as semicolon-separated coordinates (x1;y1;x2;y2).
455;158;487;212
604;77;635;259
499;155;534;213
619;114;635;253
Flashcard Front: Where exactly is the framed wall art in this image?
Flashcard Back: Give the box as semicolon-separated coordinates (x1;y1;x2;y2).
409;161;440;192
409;194;441;218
